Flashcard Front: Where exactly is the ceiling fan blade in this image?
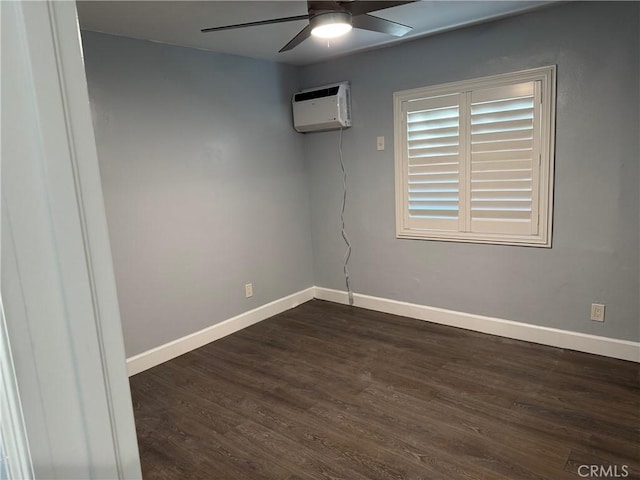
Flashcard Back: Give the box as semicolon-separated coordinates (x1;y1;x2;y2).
279;24;313;52
340;1;416;17
201;14;309;33
352;14;412;36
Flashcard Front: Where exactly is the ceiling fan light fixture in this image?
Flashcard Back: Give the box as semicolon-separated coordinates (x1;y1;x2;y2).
310;11;352;38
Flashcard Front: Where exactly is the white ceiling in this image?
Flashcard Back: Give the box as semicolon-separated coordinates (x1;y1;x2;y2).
77;1;557;66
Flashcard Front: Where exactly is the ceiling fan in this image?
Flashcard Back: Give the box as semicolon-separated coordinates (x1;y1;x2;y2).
201;1;416;52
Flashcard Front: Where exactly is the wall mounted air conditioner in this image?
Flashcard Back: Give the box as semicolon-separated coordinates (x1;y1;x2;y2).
292;81;351;133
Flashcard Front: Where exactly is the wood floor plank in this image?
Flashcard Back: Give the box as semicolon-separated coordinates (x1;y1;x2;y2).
130;300;640;479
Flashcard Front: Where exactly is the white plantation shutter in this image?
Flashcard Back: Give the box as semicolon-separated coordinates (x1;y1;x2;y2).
394;67;555;246
469;82;540;235
404;94;463;231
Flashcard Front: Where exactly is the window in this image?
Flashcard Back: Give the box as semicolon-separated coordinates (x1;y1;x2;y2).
394;66;556;247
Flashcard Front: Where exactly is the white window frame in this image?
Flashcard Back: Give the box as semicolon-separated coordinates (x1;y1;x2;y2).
394;66;556;247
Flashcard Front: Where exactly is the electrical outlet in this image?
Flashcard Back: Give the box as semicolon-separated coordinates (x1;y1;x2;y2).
591;303;605;322
245;283;253;298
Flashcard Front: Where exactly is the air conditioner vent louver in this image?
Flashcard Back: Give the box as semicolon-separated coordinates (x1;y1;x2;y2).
294;86;340;102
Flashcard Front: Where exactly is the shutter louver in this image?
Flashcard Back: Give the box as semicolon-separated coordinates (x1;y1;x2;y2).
470;82;539;235
405;94;462;231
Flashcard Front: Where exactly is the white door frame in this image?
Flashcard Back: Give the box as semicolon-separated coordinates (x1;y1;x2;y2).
0;301;33;479
1;1;142;478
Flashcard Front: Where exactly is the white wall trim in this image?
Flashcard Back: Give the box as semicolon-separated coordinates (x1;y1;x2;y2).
314;287;640;363
126;288;315;376
127;285;638;376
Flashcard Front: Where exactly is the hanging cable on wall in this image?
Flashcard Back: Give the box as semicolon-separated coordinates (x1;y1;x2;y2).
338;126;354;306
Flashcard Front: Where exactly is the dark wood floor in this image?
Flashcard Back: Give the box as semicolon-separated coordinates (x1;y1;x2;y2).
130;300;639;480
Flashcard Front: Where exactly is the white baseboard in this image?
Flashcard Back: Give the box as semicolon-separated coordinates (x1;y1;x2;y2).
127;285;638;376
314;287;640;363
126;287;315;376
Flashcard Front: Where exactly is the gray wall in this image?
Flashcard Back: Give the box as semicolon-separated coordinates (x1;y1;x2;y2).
83;2;639;355
301;2;639;342
82;32;313;356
